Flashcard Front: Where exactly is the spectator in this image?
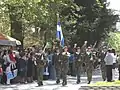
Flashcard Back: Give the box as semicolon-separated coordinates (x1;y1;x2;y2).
104;50;114;82
19;52;27;83
6;63;13;85
0;64;3;83
111;49;117;81
27;52;33;83
117;54;120;80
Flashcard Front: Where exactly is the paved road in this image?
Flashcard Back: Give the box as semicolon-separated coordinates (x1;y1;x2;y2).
0;69;119;90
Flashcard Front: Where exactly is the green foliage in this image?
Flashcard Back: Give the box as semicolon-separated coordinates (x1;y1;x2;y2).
90;80;120;86
0;0;119;47
106;32;120;52
62;0;119;46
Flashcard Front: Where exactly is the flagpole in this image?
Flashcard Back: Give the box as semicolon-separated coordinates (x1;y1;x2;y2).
57;13;59;22
56;13;64;47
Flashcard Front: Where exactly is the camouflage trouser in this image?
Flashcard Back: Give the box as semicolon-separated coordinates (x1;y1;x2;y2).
76;66;81;81
86;67;93;82
37;67;44;82
61;66;69;82
61;69;68;82
101;66;106;81
55;68;61;80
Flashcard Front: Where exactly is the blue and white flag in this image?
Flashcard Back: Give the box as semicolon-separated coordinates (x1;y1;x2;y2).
56;21;64;47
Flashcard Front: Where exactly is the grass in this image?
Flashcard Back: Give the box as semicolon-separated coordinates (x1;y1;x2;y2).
90;80;120;86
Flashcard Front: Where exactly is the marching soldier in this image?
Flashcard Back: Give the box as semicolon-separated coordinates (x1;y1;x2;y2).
99;50;106;81
74;47;82;84
61;46;70;86
53;47;62;84
36;50;47;86
81;41;88;73
85;46;96;84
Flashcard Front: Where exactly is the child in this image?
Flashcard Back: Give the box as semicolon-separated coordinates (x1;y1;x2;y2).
6;63;13;85
0;64;3;83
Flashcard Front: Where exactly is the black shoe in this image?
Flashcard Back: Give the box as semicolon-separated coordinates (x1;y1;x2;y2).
62;81;67;86
76;79;80;84
38;81;43;86
41;81;43;85
87;81;91;84
56;79;60;84
103;79;106;81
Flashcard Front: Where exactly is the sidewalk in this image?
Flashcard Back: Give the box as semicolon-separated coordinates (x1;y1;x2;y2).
79;86;120;90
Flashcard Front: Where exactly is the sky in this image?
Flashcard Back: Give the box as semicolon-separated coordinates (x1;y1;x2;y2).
108;0;120;30
108;0;120;11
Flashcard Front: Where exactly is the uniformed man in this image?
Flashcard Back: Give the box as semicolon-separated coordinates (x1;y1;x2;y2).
85;46;96;84
74;47;82;84
81;41;88;73
36;50;47;86
53;47;62;84
61;46;70;86
99;50;106;81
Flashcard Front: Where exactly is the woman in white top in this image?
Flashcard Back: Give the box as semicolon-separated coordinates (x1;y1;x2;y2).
2;50;11;65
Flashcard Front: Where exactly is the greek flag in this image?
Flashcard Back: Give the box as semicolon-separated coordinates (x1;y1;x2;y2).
56;21;64;47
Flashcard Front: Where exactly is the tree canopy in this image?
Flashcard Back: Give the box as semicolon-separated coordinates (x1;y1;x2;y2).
0;0;119;47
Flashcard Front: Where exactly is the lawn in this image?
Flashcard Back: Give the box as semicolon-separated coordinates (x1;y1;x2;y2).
90;81;120;86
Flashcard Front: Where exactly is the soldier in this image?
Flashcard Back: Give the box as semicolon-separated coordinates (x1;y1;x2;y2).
74;47;82;84
61;46;70;86
85;46;96;84
36;50;47;86
99;50;106;81
81;41;88;73
53;47;62;84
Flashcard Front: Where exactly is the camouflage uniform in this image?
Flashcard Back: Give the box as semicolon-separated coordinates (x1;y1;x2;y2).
74;51;83;84
36;53;47;86
99;51;106;81
81;42;87;73
61;51;70;86
53;52;62;84
85;50;96;84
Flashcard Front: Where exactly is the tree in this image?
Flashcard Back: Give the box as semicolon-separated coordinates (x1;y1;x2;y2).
61;0;119;47
0;0;119;48
107;32;120;52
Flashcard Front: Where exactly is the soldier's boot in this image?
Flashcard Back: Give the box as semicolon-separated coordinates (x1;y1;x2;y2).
87;81;91;84
76;79;80;84
38;81;43;86
62;80;67;86
56;79;60;84
103;79;106;81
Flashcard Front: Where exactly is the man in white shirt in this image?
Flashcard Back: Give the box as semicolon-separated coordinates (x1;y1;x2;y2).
104;49;114;82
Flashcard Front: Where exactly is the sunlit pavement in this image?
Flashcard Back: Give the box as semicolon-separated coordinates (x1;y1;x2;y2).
0;69;118;90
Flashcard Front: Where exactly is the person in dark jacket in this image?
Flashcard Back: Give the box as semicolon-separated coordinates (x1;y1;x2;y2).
53;47;62;84
19;52;27;83
27;52;34;83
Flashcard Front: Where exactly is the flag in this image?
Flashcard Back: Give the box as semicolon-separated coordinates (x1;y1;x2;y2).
56;21;64;47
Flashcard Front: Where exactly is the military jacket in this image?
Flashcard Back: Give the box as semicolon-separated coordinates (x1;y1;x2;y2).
53;53;62;69
61;52;70;70
85;52;95;69
74;52;83;67
36;53;47;68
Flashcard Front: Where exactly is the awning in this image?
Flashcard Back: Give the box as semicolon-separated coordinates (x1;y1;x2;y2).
6;36;21;45
0;33;21;46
